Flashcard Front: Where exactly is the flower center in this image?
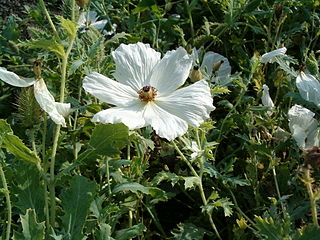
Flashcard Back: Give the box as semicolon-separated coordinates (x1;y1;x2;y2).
138;86;157;102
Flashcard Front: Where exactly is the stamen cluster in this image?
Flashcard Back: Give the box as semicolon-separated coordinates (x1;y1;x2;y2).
138;86;157;101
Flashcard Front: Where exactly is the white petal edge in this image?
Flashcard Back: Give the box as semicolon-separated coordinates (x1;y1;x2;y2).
261;47;287;64
91;20;108;30
91;102;147;130
83;72;139;107
288;104;319;150
0;67;36;87
34;79;67;127
143;102;188;141
78;11;97;27
55;102;71;117
156;80;215;127
261;84;274;108
296;72;320;107
112;42;161;91
149;47;192;94
200;52;231;83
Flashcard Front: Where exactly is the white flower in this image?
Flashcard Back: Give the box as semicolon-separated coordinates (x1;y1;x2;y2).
261;47;287;63
296;71;320;108
0;67;70;127
288;104;320;150
191;49;231;85
83;42;215;141
261;84;274;108
189;141;203;160
78;11;108;33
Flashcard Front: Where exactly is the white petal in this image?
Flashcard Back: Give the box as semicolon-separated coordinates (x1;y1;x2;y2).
296;72;320;107
261;47;287;63
55;102;71;117
261;84;274;108
149;47;192;94
144;102;188;141
83;72;138;107
34;79;67;127
92;102;147;129
91;20;108;30
288;104;319;149
112;42;161;91
0;67;36;87
200;52;231;84
156;80;215;127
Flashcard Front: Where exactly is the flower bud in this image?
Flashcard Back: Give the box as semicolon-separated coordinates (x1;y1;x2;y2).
33;60;42;80
189;66;203;82
16;87;42;128
76;0;90;8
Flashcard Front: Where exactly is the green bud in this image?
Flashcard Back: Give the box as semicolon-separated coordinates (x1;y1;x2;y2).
76;0;90;8
189;66;203;82
16;87;42;128
33;60;42;80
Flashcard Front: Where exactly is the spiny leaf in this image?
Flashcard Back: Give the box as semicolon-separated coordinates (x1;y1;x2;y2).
0;120;40;164
171;223;210;240
60;175;96;240
115;223;146;240
57;16;77;39
20;39;65;58
13;209;45;240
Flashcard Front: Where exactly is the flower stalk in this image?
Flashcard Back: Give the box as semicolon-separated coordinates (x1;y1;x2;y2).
0;163;12;240
172;140;222;240
49;13;78;227
302;168;318;226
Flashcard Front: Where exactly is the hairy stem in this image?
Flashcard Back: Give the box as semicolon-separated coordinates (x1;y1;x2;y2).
303;168;318;226
173;140;222;240
49;25;77;228
39;0;59;39
0;163;12;240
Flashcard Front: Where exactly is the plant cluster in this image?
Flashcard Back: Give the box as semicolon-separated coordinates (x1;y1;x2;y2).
0;0;320;239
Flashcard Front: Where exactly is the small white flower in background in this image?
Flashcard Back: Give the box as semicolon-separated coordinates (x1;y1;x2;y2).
78;11;108;33
0;67;70;127
261;84;274;108
189;141;203;160
288;104;320;150
296;71;320;108
83;42;215;141
261;47;287;64
191;49;231;85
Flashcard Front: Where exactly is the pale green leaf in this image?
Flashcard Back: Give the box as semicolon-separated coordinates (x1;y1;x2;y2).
57;16;77;38
20;39;65;58
184;176;199;190
60;175;96;240
96;223;115;240
113;182;149;195
171;223;209;240
115;223;146;240
13;209;45;240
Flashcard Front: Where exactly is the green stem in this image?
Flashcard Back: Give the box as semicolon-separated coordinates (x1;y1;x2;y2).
49;124;61;227
272;166;286;218
71;0;75;22
173;140;221;240
172;141;198;177
105;157;111;197
30;128;38;157
0;163;12;240
39;0;59;39
303;168;318;226
49;26;77;228
41;114;50;232
184;0;195;44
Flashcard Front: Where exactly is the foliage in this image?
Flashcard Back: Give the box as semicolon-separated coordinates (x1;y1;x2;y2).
0;0;320;239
